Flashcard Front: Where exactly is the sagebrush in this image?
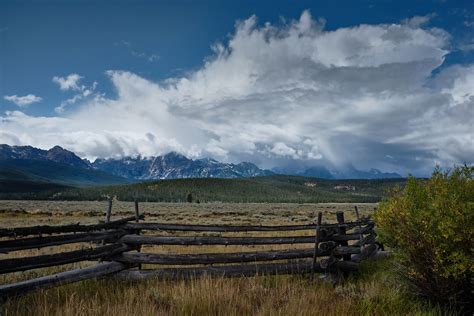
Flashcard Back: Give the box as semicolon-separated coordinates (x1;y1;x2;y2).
375;166;473;312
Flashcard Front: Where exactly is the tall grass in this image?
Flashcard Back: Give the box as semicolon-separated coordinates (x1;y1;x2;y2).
0;201;452;315
1;258;449;316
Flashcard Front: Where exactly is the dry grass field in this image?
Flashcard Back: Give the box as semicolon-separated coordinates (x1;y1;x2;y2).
0;200;378;226
0;201;448;315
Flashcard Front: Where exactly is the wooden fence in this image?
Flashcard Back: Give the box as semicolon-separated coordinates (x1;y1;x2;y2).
0;201;378;299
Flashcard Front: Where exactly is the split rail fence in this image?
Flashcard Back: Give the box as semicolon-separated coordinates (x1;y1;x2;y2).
0;201;378;299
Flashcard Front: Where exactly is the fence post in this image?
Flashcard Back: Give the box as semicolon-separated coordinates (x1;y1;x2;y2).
105;198;113;223
134;199;142;270
354;206;364;252
100;198;113;255
134;200;140;223
336;212;351;261
310;211;322;281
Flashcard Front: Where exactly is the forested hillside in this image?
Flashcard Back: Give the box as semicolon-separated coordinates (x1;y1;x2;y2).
29;176;406;203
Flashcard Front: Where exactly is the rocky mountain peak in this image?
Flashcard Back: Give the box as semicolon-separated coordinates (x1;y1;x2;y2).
91;152;272;180
0;144;89;169
45;146;90;169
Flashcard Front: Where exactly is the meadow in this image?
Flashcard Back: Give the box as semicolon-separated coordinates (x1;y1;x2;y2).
0;200;448;315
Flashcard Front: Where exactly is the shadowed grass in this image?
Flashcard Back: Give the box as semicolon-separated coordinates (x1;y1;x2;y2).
0;258;449;316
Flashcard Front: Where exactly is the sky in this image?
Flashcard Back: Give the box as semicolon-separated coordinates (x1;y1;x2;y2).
0;0;473;176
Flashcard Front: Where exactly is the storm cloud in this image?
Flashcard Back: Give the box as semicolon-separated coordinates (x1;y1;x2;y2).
1;11;472;176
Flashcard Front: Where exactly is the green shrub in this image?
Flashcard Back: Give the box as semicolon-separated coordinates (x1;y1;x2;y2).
375;166;473;312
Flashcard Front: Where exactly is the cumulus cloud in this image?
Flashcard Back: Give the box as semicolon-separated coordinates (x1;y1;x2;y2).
52;75;99;113
3;94;42;107
52;73;83;91
1;10;472;176
402;13;437;28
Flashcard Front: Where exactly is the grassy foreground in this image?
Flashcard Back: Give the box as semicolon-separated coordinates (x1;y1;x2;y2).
0;201;450;315
0;258;448;316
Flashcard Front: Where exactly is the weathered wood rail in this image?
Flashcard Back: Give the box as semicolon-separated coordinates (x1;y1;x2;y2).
0;201;379;300
0;230;127;253
0;215;144;238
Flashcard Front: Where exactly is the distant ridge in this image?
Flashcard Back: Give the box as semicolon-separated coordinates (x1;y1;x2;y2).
0;144;89;169
0;144;406;201
0;145;274;183
0;144;402;184
0;145;128;186
272;165;401;180
92;152;274;180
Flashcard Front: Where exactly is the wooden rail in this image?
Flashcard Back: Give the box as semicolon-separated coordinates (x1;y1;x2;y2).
118;232;366;246
0;201;379;300
116;260;360;281
0;262;128;300
123;220;372;232
0;243;130;274
0;215;143;237
113;245;362;265
0;230;126;253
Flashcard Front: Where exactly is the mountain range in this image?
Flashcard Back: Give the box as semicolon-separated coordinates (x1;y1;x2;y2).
0;145;129;187
273;165;402;180
92;153;273;180
0;144;402;187
0;144;88;169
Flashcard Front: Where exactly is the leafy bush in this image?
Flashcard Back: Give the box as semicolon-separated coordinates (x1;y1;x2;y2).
375;166;473;312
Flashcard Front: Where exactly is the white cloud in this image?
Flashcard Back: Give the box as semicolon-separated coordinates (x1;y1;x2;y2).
1;11;472;176
131;51;160;62
52;75;99;113
402;13;437;28
3;94;42;107
147;54;160;62
54;95;82;114
464;20;474;28
52;73;83;91
118;40;160;62
458;41;474;52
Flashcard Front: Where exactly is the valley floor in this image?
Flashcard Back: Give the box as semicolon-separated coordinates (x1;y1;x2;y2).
0;200;378;227
0;201;449;315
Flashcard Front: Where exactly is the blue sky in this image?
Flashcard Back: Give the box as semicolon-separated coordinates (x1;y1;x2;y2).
1;0;473;175
2;0;473;116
